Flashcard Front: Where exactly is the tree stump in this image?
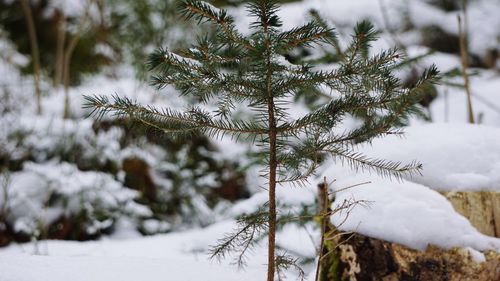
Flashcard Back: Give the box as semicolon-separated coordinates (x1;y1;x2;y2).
334;234;500;281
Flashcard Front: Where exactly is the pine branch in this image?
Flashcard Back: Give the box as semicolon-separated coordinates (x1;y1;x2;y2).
149;48;262;101
309;9;343;58
276;160;318;186
180;0;229;24
247;0;282;30
148;47;203;73
179;0;253;49
274;69;341;97
346;20;380;62
325;146;422;180
279;94;400;136
180;37;244;68
274;48;402;99
275;137;322;185
278;20;336;51
344;65;439;142
209;210;269;267
275;252;305;281
328;48;402;97
84;95;268;139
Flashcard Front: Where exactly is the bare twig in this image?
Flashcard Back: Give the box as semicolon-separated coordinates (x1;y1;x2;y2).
458;9;475;124
330;181;371;195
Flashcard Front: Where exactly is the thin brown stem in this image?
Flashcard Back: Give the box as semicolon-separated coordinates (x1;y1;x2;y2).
314;177;329;281
458;13;475;124
266;72;278;281
265;19;277;280
53;9;66;87
20;0;42;115
63;0;94;118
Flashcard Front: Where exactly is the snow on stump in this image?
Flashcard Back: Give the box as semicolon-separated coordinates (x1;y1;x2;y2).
326;178;500;280
324;145;500;280
355;123;500;238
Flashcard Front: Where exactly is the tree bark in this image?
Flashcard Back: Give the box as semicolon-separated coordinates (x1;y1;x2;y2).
333;233;500;281
264;16;277;279
267;96;277;281
53;10;66;87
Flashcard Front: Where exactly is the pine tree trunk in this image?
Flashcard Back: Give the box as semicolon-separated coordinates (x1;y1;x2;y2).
264;16;277;279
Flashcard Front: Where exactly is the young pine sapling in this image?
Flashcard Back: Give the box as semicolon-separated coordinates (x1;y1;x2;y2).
85;1;438;280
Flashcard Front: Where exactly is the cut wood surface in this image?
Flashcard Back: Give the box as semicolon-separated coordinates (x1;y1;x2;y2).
443;191;500;238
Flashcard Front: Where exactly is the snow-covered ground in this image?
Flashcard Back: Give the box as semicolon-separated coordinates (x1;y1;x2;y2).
2;122;500;280
0;221;268;281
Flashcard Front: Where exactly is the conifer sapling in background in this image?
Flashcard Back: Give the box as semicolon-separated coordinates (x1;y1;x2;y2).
85;0;438;280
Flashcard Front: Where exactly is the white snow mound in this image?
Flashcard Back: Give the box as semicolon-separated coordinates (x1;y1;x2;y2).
329;172;500;252
360;123;500;191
